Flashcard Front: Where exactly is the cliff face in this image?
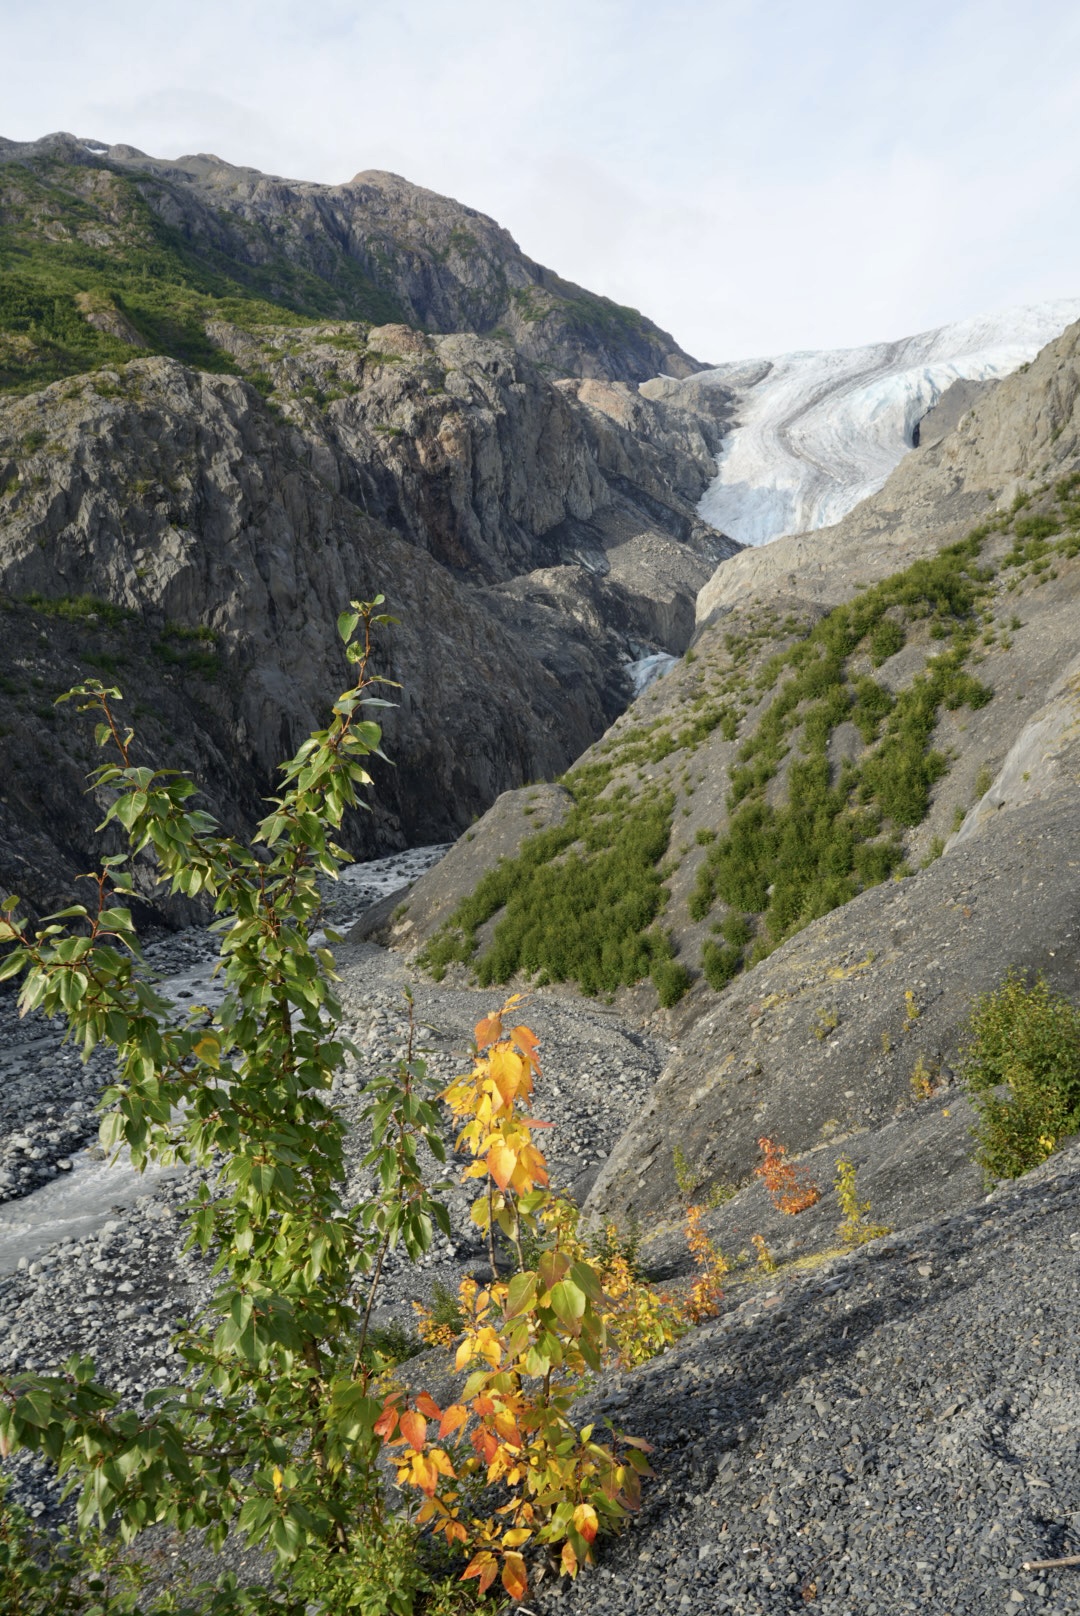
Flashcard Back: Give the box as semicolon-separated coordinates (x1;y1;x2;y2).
0;135;701;384
0;129;741;928
0;326;737;922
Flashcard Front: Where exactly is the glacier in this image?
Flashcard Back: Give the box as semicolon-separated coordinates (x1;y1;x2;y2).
694;301;1080;548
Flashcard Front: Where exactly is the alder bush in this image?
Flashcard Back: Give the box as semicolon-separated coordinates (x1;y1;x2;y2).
961;968;1080;1178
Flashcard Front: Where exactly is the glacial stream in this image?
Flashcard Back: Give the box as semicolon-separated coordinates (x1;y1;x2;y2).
0;845;449;1276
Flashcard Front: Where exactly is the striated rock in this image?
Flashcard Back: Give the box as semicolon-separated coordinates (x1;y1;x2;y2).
0;360;640;919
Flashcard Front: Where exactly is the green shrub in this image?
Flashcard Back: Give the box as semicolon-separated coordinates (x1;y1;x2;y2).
962;969;1080;1178
423;771;675;996
701;939;743;991
869;617;905;665
652;955;691;1007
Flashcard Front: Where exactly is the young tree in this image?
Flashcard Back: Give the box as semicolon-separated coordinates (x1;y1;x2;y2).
0;600;455;1613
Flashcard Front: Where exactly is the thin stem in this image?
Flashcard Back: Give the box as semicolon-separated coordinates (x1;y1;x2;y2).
487;1183;498;1281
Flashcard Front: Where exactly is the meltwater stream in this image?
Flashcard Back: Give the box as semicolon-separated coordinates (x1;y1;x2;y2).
0;845;449;1276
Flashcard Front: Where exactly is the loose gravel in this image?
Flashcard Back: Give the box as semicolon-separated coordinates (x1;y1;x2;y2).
532;1149;1080;1616
2;850;1079;1615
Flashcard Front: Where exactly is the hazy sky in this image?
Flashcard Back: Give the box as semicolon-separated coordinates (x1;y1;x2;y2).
6;0;1080;361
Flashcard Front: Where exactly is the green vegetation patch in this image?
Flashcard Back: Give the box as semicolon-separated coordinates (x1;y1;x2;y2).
962;968;1080;1179
421;753;678;997
0;161;403;394
19;592;134;630
153;621;221;681
690;534;997;972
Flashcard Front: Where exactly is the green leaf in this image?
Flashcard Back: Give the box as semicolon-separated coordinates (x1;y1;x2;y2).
504;1271;538;1319
336;610;361;644
549;1279;586;1327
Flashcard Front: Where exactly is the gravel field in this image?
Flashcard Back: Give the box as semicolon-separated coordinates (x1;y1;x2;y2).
532;1149;1080;1616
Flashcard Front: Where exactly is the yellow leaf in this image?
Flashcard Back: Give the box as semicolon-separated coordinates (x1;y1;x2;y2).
488;1045;525;1105
487;1140;518;1190
560;1540;579;1578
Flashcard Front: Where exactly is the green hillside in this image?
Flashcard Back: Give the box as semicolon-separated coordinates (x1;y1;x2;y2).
0;159;403;394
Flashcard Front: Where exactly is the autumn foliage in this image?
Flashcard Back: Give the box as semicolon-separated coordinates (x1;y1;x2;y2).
380;1001;653;1599
754;1135;821;1214
683;1205;727;1323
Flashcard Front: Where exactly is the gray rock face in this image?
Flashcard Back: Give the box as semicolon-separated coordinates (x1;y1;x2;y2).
0;360;644;918
0;135;702;384
0;264;740;927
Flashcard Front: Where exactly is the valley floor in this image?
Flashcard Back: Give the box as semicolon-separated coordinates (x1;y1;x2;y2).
1;907;1079;1615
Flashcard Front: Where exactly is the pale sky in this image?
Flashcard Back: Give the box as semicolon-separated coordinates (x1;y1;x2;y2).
5;0;1080;362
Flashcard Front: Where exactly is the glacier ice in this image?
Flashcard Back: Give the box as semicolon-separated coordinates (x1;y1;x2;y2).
694;301;1080;548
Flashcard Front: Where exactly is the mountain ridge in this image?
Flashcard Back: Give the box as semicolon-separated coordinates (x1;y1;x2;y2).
0;133;703;386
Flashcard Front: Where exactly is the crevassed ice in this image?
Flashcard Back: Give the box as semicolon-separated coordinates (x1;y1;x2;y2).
695;300;1080;548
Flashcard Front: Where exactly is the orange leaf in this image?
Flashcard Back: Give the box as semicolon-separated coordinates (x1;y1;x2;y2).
560;1539;579;1578
399;1409;427;1452
471;1427;499;1464
501;1553;528;1601
439;1402;468;1439
474;1013;502;1049
462;1552;498;1594
373;1400;399;1441
415;1392;442;1420
487;1140;518;1190
573;1502;599;1544
510;1023;541;1070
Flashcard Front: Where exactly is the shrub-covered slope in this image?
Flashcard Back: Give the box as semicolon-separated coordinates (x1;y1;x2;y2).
0;134;702;391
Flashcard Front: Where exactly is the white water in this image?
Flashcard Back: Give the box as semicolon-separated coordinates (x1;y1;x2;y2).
0;845;450;1275
696;301;1080;548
